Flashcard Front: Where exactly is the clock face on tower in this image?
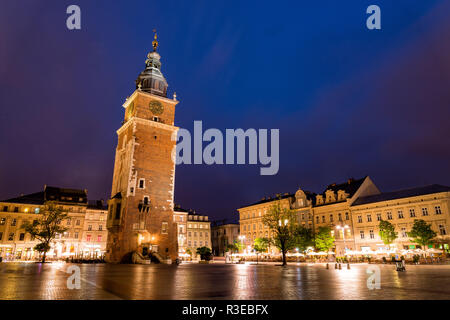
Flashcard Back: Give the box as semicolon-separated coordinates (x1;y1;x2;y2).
149;100;164;115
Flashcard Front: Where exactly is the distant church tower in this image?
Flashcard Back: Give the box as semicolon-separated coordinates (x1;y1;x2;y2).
106;32;179;263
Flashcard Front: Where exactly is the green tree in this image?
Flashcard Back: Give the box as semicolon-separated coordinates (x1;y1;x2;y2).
196;246;212;261
22;203;68;263
408;219;437;250
226;240;243;253
262;200;299;266
315;226;335;253
294;226;314;253
253;237;270;264
378;220;398;245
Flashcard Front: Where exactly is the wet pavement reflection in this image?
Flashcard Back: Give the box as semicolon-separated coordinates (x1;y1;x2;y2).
1;262;450;300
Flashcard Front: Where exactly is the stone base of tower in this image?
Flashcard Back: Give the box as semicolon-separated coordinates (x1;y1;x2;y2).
106;213;178;264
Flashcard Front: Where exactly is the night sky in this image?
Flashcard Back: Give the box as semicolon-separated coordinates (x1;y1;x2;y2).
1;1;449;221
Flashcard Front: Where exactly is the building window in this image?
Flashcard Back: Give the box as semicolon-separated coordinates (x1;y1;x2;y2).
338;213;342;221
2;206;7;212
387;212;393;220
358;216;362;223
99;225;103;231
0;232;2;240
422;208;429;216
439;225;446;236
409;209;416;218
75;232;79;239
322;216;325;223
205;241;208;246
88;225;92;231
143;197;149;205
360;231;365;239
367;215;372;222
316;216;319;224
194;241;197;247
435;206;442;215
376;213;382;221
8;233;14;241
86;235;91;242
345;212;349;220
98;235;102;242
11;219;17;226
35;208;40;214
115;203;121;219
161;222;168;234
330;214;334;222
200;241;203;246
14;207;19;213
369;230;374;239
188;241;191;246
205;232;208;237
397;210;404;219
139;179;145;189
401;228;407;238
0;218;5;225
67;219;71;225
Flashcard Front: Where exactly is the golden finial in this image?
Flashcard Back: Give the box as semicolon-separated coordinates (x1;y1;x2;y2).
152;29;158;52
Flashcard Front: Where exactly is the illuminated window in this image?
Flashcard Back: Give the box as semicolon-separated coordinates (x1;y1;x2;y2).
86;235;91;242
98;235;102;242
161;222;168;234
11;219;17;226
0;218;5;225
35;208;40;214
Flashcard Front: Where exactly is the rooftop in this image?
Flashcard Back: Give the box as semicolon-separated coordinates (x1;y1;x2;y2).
352;184;450;206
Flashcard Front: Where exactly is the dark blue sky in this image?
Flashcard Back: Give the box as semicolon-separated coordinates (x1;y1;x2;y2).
1;0;449;221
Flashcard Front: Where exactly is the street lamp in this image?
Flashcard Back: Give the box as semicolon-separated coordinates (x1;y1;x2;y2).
336;224;350;255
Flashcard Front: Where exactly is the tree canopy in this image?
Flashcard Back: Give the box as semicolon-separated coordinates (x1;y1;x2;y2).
378;220;398;245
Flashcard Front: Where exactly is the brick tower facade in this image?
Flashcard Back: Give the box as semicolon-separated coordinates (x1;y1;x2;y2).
106;33;179;263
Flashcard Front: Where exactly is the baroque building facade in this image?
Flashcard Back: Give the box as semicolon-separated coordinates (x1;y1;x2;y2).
238;176;450;255
0;186;107;261
106;33;179;263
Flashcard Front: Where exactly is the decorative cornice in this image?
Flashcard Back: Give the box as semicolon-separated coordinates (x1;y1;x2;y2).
117;117;179;135
122;90;179;109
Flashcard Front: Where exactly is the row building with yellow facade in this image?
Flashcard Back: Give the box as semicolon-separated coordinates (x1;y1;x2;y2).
238;176;450;255
0;186;108;261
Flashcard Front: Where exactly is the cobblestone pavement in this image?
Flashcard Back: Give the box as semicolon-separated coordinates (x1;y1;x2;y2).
1;262;450;300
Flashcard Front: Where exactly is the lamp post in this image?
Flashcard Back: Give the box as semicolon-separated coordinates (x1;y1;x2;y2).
336;224;350;256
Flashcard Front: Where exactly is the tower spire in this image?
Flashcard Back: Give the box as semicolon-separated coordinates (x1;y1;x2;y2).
152;29;158;52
